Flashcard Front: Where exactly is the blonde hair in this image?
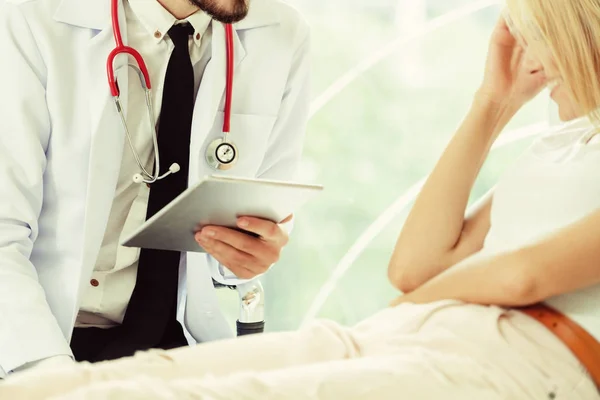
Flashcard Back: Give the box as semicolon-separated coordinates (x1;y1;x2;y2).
506;0;600;123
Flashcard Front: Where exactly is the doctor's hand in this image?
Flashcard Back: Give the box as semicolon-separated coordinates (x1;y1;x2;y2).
195;215;292;279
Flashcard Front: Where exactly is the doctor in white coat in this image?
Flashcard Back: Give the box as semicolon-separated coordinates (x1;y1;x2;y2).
0;0;309;377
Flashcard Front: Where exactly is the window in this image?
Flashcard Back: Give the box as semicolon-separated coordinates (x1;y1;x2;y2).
217;0;551;332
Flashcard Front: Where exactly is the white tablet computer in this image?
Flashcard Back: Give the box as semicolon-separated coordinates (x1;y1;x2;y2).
121;175;323;253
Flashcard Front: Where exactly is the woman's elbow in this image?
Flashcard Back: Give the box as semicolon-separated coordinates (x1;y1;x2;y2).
388;250;453;293
500;260;543;306
388;262;421;293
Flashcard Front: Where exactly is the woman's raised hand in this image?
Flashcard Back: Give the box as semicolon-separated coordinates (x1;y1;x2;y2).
478;16;547;110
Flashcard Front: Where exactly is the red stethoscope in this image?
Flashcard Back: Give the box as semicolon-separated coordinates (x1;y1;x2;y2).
107;0;238;184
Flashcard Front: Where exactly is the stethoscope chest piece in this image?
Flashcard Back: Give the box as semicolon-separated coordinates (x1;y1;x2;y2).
206;137;238;170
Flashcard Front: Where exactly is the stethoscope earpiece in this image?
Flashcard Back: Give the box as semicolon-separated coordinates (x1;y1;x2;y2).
132;173;145;184
169;163;181;173
132;163;182;185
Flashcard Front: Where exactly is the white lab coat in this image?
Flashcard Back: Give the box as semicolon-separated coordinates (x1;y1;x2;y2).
0;0;310;376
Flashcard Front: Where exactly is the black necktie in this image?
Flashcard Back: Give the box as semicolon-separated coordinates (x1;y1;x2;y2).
112;24;196;354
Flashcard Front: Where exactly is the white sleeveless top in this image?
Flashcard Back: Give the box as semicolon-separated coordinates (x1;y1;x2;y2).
483;116;600;341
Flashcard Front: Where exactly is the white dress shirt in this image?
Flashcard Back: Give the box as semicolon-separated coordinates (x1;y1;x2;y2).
76;0;213;328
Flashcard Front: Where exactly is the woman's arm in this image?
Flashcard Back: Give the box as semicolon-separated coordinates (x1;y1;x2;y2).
388;98;507;293
391;208;600;307
388;16;547;293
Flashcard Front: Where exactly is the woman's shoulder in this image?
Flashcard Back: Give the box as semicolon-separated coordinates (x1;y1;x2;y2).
528;116;600;163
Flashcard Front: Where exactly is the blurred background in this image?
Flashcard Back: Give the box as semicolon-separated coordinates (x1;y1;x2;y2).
218;0;552;331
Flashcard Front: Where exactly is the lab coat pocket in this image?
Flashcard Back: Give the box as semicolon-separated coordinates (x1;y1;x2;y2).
199;112;277;178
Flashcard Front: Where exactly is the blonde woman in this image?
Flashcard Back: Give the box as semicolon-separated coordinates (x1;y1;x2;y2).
2;0;600;398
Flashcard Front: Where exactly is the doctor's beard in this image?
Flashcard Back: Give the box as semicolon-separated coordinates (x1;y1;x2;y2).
189;0;249;24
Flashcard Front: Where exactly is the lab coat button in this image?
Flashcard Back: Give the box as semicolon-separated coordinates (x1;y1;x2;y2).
90;279;99;287
154;30;162;39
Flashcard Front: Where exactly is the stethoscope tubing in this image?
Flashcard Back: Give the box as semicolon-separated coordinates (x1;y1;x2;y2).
107;0;235;183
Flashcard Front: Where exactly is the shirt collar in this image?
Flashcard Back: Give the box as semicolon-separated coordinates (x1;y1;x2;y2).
127;0;212;47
